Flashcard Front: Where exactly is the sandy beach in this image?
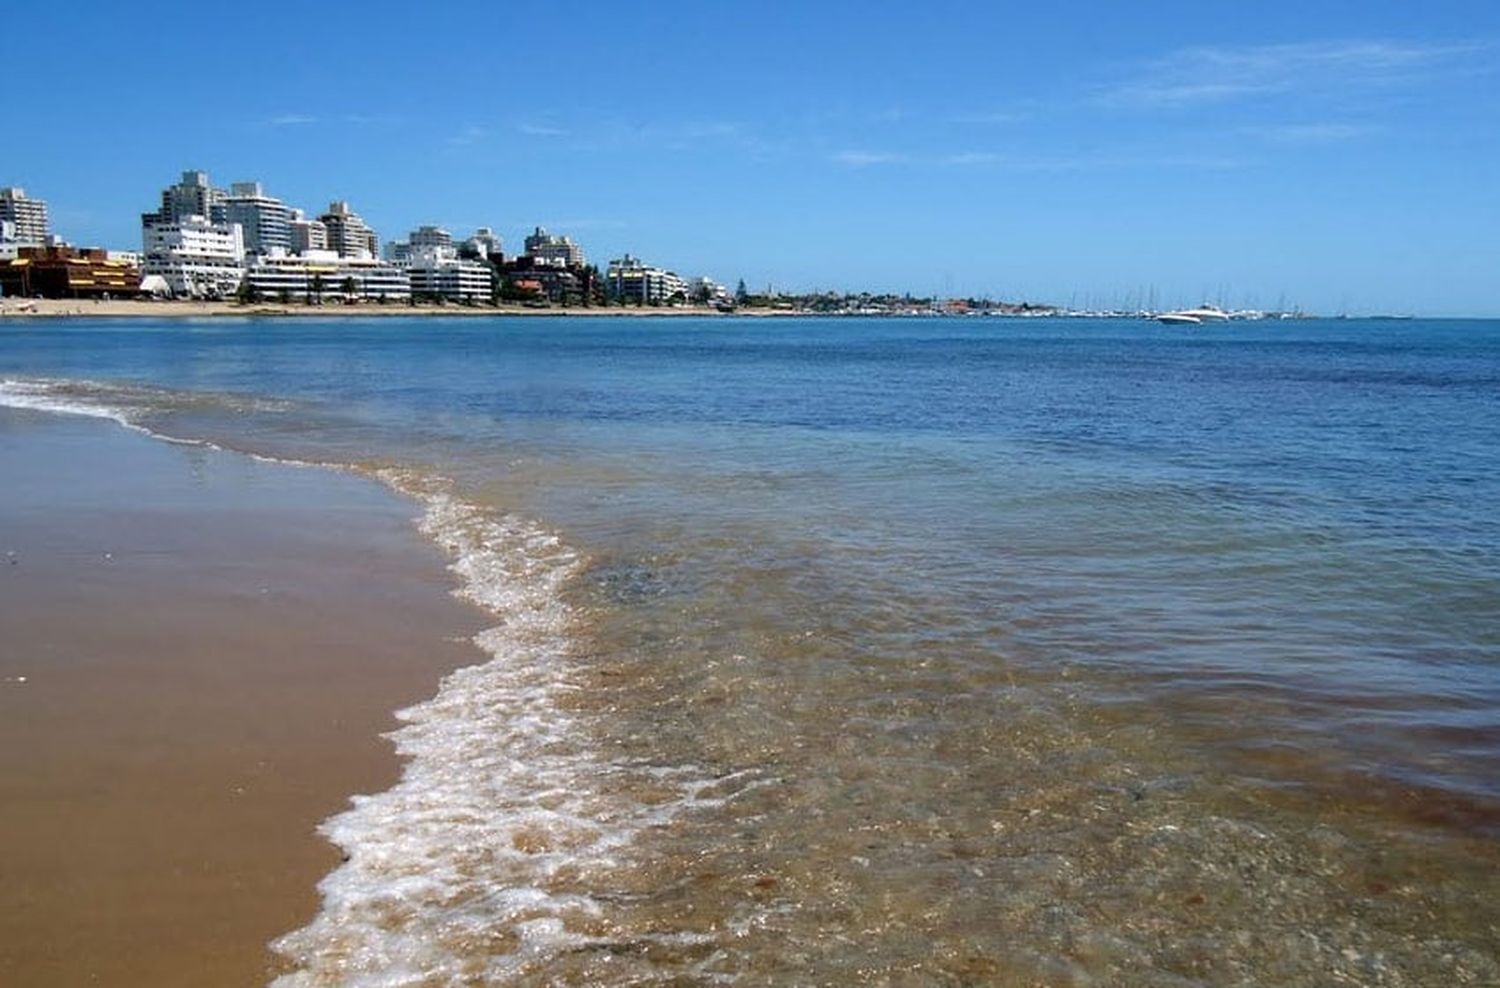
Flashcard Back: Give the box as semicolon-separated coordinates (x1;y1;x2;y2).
0;409;487;986
0;298;791;319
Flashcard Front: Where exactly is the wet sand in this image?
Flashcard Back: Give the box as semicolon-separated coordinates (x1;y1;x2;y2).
0;409;487;986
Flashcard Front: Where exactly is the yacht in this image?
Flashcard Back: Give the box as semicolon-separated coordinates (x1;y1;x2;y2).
1157;305;1231;325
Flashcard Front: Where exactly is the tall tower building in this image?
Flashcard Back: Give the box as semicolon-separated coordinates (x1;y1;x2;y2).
318;201;379;259
0;187;51;244
151;170;227;225
223;182;291;255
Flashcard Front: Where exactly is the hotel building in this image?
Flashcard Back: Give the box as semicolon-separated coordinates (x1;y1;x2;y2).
223;182;291;255
406;247;493;302
318;201;380;259
141;213;245;298
242;249;410;302
0;187;51;245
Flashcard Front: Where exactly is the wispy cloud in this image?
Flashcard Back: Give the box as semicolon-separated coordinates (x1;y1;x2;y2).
447;124;487;147
533;218;628;231
1241;122;1379;143
832;150;909;167
519;123;570;137
1098;39;1488;109
949;109;1034;126
268;113;317;126
836;149;1243;171
941;151;1005;166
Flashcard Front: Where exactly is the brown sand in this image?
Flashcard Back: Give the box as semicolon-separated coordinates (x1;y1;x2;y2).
0;410;488;986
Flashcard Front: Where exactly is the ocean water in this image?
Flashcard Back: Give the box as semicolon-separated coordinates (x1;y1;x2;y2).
2;316;1498;985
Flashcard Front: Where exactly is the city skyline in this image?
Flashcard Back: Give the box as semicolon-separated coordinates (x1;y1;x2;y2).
7;1;1498;315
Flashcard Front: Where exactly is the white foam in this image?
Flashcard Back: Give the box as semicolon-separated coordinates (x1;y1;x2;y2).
269;472;742;985
0;376;139;428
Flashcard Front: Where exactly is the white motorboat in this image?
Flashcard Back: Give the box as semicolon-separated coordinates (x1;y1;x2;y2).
1157;305;1231;325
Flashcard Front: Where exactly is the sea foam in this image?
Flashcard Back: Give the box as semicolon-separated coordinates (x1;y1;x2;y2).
268;472;731;985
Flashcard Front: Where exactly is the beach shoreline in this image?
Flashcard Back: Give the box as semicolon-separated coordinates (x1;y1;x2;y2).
0;408;489;986
0;297;802;319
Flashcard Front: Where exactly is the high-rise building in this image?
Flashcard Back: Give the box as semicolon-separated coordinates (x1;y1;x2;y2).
288;209;328;254
318;201;379;259
148;170;227;226
223;182;291;255
0;187;51;244
523;226;585;267
409;225;453;250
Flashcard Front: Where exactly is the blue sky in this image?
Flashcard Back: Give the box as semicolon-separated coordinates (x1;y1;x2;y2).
9;1;1498;314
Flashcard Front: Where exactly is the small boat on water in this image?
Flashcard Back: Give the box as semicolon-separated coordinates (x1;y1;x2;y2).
1157;305;1231;325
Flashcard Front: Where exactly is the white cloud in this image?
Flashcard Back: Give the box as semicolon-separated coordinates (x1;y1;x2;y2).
268;113;317;126
1098;39;1487;109
1241;122;1379;143
832;150;908;166
447;124;487;147
949;109;1033;126
519;123;570;137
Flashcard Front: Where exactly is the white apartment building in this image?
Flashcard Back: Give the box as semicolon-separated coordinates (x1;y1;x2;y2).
607;254;688;304
224;182;291;255
0;187;51;244
524;226;585;267
141;214;245;298
406;246;492;302
288;209;328;253
319;201;379;259
243;250;410;302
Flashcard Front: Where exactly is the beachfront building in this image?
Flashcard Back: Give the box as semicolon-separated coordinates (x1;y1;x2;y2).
223;182;291;255
606;254;687;304
242;250;409;303
141;213;245;298
406;247;493;302
288;209;328;253
0;187;50;245
0;245;141;299
524;226;585;267
318;201;380;259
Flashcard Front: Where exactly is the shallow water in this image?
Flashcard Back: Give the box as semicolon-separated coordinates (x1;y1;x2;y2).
3;316;1498;984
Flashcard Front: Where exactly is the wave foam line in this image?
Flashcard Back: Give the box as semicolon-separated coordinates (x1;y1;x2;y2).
269;472;740;985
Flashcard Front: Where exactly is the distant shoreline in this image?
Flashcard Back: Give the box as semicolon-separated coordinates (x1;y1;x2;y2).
0;298;794;319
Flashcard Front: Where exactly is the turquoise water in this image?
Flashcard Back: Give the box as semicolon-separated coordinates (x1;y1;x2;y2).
3;316;1498;984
